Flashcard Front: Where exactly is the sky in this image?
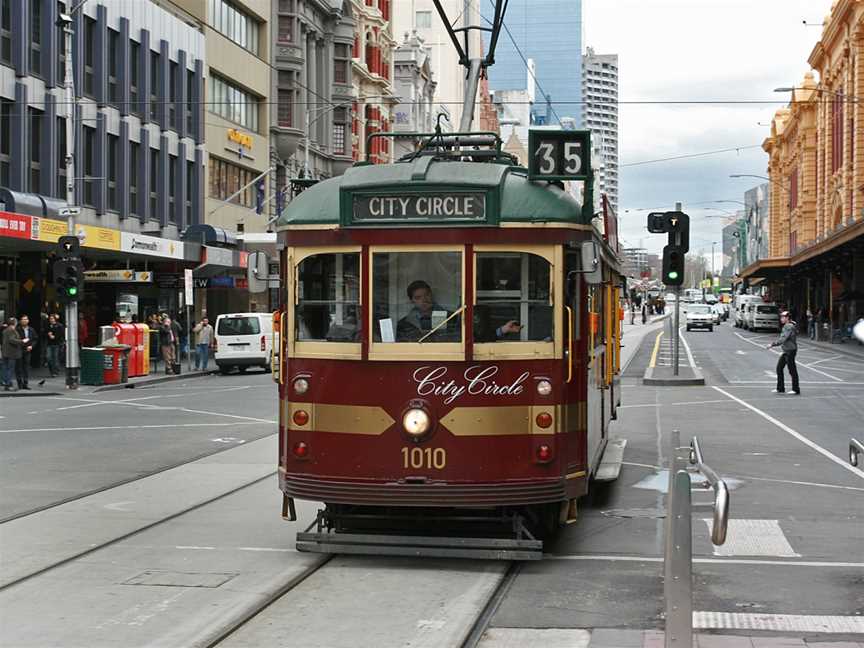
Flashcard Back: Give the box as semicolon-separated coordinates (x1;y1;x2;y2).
579;0;834;262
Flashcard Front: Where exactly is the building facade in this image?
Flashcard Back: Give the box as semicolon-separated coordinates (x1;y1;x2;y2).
484;0;582;126
392;0;481;130
351;0;397;164
582;47;618;211
392;31;436;159
746;0;864;334
744;184;770;266
0;0;210;332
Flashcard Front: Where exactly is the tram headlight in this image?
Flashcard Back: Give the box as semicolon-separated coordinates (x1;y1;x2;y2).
293;378;309;394
536;380;552;396
403;408;431;438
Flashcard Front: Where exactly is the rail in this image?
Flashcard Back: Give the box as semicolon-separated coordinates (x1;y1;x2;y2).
664;430;731;648
851;438;864;467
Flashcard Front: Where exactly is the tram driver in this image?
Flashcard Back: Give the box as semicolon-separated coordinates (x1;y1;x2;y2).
397;280;521;342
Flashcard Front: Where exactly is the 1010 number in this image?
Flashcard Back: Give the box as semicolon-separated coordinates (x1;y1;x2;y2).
401;447;446;470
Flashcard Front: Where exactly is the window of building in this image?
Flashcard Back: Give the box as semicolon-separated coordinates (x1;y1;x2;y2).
56;116;66;199
415;11;432;28
832;92;844;174
30;0;42;77
129;41;140;115
277;71;293;128
129;142;138;216
186;69;195;134
0;0;11;65
107;134;118;211
108;29;119;107
150;50;159;120
168;155;176;221
83;17;96;97
209;75;259;131
277;16;292;43
0;100;9;187
186;160;193;224
29;109;41;192
334;43;349;84
149;148;158;218
209;0;259;55
56;1;65;81
208;157;255;207
333;107;347;155
169;62;178;129
82;127;95;206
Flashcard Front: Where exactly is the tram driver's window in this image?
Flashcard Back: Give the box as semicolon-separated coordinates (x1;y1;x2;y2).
372;251;462;343
474;252;553;342
295;253;361;342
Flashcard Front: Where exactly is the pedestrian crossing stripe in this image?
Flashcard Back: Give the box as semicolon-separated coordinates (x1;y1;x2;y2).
703;519;799;558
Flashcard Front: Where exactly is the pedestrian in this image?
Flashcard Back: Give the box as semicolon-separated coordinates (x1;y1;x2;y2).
806;307;814;340
159;316;178;374
641;302;648;325
767;310;800;395
78;313;89;347
15;315;37;390
193;317;214;371
45;313;65;377
170;315;182;362
1;317;24;391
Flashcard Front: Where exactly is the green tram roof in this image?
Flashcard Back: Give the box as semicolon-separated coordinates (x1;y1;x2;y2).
275;159;588;229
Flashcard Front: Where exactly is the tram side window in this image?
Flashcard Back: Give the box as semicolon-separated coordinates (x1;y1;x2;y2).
373;251;462;343
474;253;553;342
295;253;361;342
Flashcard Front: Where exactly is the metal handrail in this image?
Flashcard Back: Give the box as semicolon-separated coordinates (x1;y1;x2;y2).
689;437;730;546
851;438;864;467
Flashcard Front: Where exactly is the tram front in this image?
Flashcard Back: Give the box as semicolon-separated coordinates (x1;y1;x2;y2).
273;148;618;559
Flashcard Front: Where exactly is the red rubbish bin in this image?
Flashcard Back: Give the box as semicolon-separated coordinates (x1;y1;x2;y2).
103;345;131;385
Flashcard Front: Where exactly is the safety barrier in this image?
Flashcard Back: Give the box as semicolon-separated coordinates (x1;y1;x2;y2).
664;430;731;648
851;438;864;467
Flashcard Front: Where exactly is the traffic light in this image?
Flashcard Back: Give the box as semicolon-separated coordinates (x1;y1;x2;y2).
647;211;690;252
58;235;81;258
54;259;85;303
662;245;685;286
255;178;265;215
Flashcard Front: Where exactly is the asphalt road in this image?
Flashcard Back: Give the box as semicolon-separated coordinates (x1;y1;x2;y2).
1;322;862;646
0;369;277;521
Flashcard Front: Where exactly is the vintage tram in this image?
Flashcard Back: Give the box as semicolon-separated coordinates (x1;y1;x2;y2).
269;130;625;559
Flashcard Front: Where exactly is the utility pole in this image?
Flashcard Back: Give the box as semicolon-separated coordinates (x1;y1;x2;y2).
673;201;682;376
58;3;85;390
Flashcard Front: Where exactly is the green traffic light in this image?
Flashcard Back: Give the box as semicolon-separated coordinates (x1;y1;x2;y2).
68;287;78;296
668;271;679;280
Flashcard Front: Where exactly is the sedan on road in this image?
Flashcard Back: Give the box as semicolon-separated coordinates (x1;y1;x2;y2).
686;304;714;331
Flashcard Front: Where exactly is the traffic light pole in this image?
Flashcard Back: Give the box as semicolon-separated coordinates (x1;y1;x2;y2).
673;202;682;376
61;14;79;390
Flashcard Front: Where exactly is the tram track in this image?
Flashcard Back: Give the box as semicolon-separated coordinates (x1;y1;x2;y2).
0;470;276;593
459;561;523;648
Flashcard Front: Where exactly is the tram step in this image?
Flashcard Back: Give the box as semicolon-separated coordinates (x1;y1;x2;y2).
296;531;543;560
594;438;627;482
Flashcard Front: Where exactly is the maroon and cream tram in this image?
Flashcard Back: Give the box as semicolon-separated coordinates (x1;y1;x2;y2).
267;128;626;559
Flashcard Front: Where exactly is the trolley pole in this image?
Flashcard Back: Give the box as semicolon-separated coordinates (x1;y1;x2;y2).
673;202;682;376
60;8;81;390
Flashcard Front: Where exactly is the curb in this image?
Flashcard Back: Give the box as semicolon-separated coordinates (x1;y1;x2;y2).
0;390;63;398
642;365;706;386
92;370;216;392
800;340;864;362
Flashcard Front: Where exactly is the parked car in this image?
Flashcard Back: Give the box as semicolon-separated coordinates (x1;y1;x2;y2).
704;293;719;305
214;312;274;374
732;294;764;328
750;304;781;332
710;303;723;324
686;304;714;332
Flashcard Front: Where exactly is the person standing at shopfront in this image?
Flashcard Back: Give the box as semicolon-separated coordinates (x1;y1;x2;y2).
193;317;214;371
159;316;178;375
2;317;24;391
45;314;65;377
14;315;36;390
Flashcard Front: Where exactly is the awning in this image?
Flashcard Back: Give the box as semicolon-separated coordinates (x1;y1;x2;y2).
181;224;238;247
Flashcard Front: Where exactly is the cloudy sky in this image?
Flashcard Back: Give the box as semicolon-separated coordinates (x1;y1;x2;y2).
580;0;834;261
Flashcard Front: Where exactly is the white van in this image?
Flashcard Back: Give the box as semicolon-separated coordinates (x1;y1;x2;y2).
732;294;763;328
214;312;273;374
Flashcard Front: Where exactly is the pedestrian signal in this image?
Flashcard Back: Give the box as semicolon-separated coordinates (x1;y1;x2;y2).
57;235;81;258
54;259;85;303
662;245;685;286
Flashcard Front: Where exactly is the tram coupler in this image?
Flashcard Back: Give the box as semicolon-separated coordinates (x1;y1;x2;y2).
281;494;297;521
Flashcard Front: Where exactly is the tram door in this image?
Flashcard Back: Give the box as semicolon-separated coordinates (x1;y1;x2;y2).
586;270;606;473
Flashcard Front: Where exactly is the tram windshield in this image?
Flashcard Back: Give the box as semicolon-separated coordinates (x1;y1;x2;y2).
373;251;463;343
474;252;553;342
296;253;361;342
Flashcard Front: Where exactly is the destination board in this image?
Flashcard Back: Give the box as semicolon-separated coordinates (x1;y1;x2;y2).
352;192;487;224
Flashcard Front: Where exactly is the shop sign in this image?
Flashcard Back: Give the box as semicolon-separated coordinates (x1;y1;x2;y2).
84;270;153;283
0;212;32;239
121;232;184;260
33;217;121;251
227;128;253;149
210;275;235;288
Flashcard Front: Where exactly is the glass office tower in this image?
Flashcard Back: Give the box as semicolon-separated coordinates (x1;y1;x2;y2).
484;0;583;125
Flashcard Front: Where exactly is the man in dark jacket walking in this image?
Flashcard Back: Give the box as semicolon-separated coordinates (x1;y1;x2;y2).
45;314;65;377
2;317;24;390
15;315;36;389
767;311;799;395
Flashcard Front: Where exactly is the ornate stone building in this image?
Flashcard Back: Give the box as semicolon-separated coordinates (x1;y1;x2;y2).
747;0;864;332
350;0;397;164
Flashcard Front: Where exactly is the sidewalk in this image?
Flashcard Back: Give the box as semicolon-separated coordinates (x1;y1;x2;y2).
586;628;863;647
0;362;215;397
799;335;864;361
